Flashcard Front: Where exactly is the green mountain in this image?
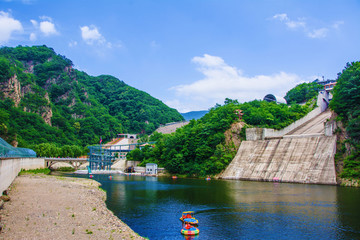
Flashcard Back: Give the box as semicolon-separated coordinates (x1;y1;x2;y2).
127;98;313;176
0;45;183;149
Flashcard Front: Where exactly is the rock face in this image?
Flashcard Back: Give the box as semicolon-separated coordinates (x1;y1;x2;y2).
224;121;245;150
0;62;53;126
42;92;53;126
0;75;22;107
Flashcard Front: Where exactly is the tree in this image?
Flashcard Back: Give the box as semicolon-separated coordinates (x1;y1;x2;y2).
330;62;360;125
330;61;360;179
285;82;322;104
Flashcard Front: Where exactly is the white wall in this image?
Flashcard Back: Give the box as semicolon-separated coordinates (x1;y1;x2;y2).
0;158;44;194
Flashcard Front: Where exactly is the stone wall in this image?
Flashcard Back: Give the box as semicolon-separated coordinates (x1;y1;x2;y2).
0;158;44;193
220;136;337;184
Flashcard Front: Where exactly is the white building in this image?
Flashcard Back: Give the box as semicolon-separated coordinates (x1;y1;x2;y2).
146;163;158;175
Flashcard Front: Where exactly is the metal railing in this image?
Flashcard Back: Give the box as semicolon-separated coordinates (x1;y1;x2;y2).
0;137;36;158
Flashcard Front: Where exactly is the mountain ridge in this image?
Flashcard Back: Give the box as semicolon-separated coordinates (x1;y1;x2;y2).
0;45;183;147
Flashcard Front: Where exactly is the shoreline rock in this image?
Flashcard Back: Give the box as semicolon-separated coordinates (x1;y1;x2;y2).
0;174;146;240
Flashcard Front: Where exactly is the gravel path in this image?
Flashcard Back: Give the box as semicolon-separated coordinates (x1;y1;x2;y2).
0;174;146;240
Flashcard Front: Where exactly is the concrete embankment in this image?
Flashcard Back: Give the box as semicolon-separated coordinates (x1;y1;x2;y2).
221;95;337;185
221;136;337;184
0;158;44;193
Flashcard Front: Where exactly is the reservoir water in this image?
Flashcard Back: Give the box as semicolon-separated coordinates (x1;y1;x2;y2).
79;174;360;240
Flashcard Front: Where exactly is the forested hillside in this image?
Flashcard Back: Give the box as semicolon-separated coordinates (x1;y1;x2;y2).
330;61;360;180
284;82;322;104
0;45;183;154
127;98;313;176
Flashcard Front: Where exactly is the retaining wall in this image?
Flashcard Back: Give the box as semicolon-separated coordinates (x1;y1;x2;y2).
220;136;337;184
0;158;44;194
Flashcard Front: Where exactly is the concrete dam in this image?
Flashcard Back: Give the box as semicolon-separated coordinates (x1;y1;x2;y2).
220;106;337;185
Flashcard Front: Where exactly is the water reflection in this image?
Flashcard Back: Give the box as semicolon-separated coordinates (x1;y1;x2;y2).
78;174;360;240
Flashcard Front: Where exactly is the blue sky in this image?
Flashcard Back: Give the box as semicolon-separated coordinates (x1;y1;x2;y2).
1;0;359;112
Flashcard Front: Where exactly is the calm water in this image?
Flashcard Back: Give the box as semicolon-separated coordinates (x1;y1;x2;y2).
75;174;360;240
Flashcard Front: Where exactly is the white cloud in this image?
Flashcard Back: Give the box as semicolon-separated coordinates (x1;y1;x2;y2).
30;19;38;27
167;54;303;112
39;16;52;21
30;17;58;38
0;11;23;44
29;32;36;41
307;28;328;39
286;19;306;29
39;20;58;36
80;25;105;45
272;13;342;39
332;21;344;30
273;13;306;29
273;13;288;22
68;40;78;47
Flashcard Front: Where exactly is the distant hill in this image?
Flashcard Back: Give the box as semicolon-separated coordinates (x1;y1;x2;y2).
0;45;184;148
181;110;208;121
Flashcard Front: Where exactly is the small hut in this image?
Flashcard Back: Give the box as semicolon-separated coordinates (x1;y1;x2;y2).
146;163;158;175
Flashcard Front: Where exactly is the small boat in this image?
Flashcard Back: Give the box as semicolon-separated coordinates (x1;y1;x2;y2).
179;211;198;225
181;220;200;236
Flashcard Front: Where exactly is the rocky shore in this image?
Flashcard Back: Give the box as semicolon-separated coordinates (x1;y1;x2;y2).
0;174;146;240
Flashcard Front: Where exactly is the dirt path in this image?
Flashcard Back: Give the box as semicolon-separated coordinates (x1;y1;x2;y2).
0;174;146;240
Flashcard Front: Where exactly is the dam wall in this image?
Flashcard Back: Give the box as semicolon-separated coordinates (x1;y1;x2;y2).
0;158;44;194
221;136;337;184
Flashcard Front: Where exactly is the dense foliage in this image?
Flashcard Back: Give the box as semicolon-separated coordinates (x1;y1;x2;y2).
127;98;312;176
0;45;183;156
284;82;322;104
330;61;360;179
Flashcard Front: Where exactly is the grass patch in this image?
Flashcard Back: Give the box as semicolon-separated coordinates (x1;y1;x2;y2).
53;166;75;172
19;168;50;175
340;153;360;179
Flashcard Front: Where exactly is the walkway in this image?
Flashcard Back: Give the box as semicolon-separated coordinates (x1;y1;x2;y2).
286;109;332;135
